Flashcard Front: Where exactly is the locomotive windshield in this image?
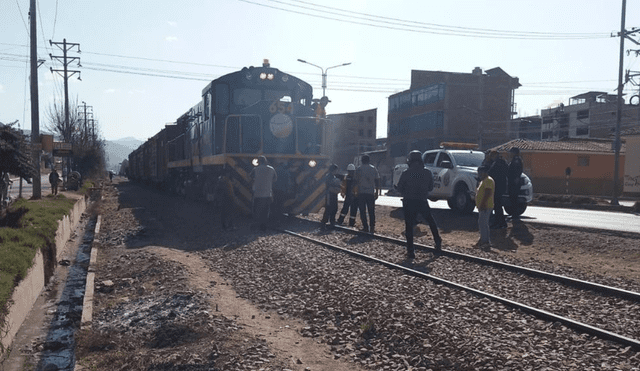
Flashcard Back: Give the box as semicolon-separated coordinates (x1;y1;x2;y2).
234;89;261;107
233;88;293;108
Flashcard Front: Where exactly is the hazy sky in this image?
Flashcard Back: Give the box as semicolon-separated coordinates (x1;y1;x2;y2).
1;0;638;141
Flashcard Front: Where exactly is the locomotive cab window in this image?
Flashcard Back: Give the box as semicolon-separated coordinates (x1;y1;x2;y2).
234;89;262;107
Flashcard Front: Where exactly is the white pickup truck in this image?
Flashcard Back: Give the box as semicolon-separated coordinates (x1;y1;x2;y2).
418;147;533;216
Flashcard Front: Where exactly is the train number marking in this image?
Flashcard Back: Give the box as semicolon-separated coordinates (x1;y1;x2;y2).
270;101;293;114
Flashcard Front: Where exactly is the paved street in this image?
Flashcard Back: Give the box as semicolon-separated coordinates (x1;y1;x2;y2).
375;195;640;234
7;175;53;200
7;178;638;234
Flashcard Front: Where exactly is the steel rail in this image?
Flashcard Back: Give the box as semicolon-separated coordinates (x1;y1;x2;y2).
328;224;640;302
279;228;640;351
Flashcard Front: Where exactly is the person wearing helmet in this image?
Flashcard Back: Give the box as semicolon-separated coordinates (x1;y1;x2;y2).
397;150;442;259
337;163;358;226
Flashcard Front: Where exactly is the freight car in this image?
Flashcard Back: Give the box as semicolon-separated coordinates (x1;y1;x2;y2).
129;59;333;215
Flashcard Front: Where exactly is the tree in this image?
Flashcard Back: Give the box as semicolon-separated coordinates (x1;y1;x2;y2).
45;97;107;179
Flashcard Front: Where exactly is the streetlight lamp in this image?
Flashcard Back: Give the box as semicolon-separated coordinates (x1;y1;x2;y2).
297;59;351;98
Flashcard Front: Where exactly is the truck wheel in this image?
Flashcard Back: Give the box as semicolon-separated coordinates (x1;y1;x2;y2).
449;183;474;214
504;203;527;217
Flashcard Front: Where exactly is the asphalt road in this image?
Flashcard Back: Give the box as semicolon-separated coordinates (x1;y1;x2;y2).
7;178;638;234
374;195;640;234
7;175;54;200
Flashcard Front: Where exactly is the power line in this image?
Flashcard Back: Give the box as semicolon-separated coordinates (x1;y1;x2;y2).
239;0;610;40
14;0;29;35
52;0;59;39
287;0;609;38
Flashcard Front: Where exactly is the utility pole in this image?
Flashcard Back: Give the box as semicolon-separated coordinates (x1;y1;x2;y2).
29;0;41;199
79;101;93;145
613;0;640;204
50;39;81;178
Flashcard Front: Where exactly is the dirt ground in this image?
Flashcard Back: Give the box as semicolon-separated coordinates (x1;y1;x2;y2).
73;180;640;370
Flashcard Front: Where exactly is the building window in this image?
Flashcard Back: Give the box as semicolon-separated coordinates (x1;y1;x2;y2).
576;126;589;136
359;129;364;137
577;110;589;120
578;156;590;166
359;116;364;122
368;129;373;138
368;116;373;123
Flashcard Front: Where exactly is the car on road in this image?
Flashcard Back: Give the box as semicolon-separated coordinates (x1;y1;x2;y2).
421;145;533;216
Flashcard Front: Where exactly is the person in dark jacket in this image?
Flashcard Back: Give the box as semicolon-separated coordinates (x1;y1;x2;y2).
337;163;358;227
508;147;523;219
320;164;341;228
397;150;442;259
487;150;508;229
49;169;60;195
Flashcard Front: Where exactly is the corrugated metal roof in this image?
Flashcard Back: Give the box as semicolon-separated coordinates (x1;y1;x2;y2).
492;138;626;153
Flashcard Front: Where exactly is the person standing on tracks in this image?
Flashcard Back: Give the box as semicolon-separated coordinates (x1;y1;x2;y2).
320;164;341;229
487;150;508;229
336;163;358;227
355;154;380;234
250;156;277;231
49;169;60;195
215;167;239;230
476;165;494;249
508;147;523;220
397;150;442;259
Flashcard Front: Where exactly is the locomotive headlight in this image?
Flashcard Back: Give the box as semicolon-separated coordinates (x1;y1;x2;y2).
282;75;289;82
308;160;317;168
245;72;252;80
252;158;259;167
267;73;274;80
260;72;267;80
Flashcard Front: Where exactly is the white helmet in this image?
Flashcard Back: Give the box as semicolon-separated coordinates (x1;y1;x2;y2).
347;163;356;171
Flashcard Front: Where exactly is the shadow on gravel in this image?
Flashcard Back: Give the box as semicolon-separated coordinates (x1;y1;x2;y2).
114;180;261;252
388;207;480;233
404;252;441;274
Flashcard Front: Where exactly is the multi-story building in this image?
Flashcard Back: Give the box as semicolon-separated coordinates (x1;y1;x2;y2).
326;108;377;170
539;91;639;140
387;67;521;165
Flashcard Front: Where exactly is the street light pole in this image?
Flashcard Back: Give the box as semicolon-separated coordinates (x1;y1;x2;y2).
297;59;351;97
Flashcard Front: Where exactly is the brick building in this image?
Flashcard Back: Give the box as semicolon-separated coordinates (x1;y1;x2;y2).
387;67;521;166
493;138;625;196
326;108;377;170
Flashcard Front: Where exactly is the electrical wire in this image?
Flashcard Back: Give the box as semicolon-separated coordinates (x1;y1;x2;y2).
285;0;609;38
52;0;59;39
14;0;29;36
239;0;610;40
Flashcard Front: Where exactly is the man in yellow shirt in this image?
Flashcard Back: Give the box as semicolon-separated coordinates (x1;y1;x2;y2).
476;165;494;249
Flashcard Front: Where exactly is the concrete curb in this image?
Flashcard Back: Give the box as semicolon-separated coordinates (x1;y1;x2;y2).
80;214;101;330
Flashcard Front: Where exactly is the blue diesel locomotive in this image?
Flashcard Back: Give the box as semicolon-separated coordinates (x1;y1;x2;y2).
128;60;333;215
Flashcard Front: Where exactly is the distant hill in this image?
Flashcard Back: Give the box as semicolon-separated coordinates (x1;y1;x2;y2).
105;137;143;171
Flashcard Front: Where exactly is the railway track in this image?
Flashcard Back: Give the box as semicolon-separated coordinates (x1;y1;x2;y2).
278;218;640;350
